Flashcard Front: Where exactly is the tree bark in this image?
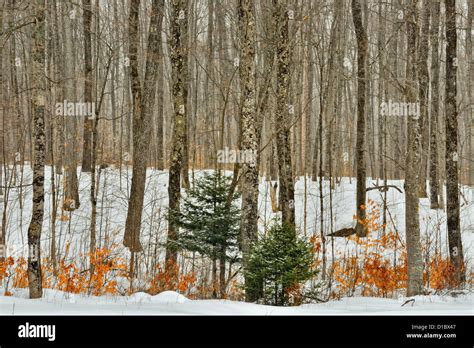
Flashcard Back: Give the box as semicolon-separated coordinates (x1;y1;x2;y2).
445;0;465;284
166;0;188;268
417;0;430;198
156;48;165;170
81;0;93;172
123;0;142;251
28;0;46;299
405;0;423;296
238;0;260;302
62;1;80;211
124;0;165;252
429;0;440;209
351;0;368;237
274;0;295;227
467;0;473;186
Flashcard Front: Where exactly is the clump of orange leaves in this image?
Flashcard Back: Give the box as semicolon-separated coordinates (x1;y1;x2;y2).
5;244;127;296
148;260;196;296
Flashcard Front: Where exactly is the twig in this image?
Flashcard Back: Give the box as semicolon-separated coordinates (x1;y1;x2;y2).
401;298;415;307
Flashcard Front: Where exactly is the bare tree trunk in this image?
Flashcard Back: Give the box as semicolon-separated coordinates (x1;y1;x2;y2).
467;0;473;186
219;250;225;298
62;1;80;211
181;0;190;190
305;18;314;177
429;0;440;209
445;0;465;284
203;0;214;169
123;0;142;252
0;0;5;259
377;1;389;233
166;0;188;268
28;0;46;299
156;49;165;170
81;0;96;256
124;0;165;253
351;0;368;237
274;0;295;227
51;0;63;176
377;1;385;183
318;65;326;280
405;0;423;296
417;0;430;198
238;0;260;302
81;0;93;172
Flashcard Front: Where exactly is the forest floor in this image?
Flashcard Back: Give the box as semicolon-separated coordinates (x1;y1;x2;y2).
0;166;473;314
0;289;472;315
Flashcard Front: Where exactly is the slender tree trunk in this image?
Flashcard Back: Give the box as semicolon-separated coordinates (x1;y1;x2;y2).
0;0;5;259
378;1;389;233
166;0;188;268
318;66;326;280
417;0;430;198
238;0;260;302
156;49;165;170
62;1;80;211
351;0;368;237
429;1;440;209
81;0;93;172
274;0;295;227
445;0;465;284
377;1;385;182
219;250;226;298
123;0;142;252
51;0;63;176
28;0;46;299
305;20;314;177
82;0;96;256
181;10;190;190
124;0;165;253
204;0;214;168
467;0;473;186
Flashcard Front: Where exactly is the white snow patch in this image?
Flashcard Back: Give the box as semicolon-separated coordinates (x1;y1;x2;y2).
150;291;188;304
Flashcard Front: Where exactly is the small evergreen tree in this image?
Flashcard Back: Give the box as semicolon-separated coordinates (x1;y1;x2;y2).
169;172;241;296
244;222;317;306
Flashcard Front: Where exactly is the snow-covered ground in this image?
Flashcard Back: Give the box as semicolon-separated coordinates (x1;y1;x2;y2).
0;289;472;315
0;166;473;314
2;166;473;262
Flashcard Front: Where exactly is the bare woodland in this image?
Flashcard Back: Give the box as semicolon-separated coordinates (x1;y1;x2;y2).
0;0;472;302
